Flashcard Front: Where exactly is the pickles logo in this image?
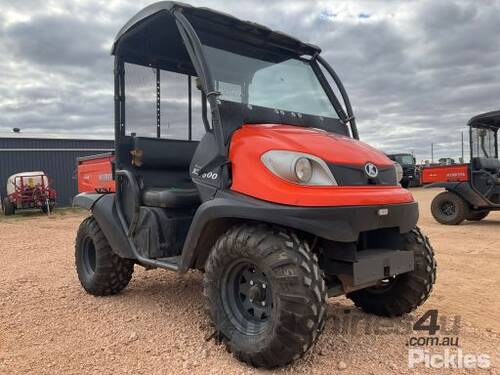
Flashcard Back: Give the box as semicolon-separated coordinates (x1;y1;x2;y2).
408;349;490;369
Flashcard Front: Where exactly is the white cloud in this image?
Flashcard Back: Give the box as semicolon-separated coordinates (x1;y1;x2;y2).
0;0;499;162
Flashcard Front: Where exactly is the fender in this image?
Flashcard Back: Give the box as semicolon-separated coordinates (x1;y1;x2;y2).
178;190;418;272
74;193;135;259
425;181;490;208
73;192;105;210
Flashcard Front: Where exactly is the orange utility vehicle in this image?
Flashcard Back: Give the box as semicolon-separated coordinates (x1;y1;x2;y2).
72;2;436;368
428;111;500;224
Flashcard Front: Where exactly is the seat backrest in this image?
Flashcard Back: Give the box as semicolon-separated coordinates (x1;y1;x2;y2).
131;137;198;170
118;136;199;190
472;157;500;171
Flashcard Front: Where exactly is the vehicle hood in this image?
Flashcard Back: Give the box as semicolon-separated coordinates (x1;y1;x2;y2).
232;124;394;167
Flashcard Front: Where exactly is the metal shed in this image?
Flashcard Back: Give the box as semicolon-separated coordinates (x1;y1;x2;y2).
0;137;113;207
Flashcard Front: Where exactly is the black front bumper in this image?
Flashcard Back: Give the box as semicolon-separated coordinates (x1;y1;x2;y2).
198;191;419;243
179;191;419;272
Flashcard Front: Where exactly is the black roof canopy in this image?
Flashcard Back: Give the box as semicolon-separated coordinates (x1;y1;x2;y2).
468;111;500;130
111;1;321;74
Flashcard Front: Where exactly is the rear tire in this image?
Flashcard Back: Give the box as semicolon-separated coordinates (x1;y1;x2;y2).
204;224;327;368
75;216;134;296
431;191;468;225
347;227;436;317
401;179;409;188
466;210;489;221
3;197;15;216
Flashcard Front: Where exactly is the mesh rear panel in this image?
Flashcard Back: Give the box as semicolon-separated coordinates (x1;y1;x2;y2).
124;63;206;140
125;63;157;137
161;70;188;139
471;127;496;158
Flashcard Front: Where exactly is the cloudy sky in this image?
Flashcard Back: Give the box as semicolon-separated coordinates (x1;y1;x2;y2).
1;0;499;162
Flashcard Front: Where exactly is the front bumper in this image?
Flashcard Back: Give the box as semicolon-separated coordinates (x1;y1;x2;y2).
207;191;419;242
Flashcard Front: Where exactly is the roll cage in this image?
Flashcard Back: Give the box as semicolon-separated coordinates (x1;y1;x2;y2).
111;1;358;160
464;111;500;206
468;110;500;159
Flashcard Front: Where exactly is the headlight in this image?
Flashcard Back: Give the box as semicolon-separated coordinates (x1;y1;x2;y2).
294;157;312;183
261;150;337;186
394;162;404;183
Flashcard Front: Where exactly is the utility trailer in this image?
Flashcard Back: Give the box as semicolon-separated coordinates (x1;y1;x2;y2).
2;172;56;216
77;153;115;194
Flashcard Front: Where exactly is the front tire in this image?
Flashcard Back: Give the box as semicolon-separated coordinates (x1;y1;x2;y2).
466;210;489;221
3;197;15;216
347;227;436;317
431;191;468;225
204;224;327;368
75;216;134;296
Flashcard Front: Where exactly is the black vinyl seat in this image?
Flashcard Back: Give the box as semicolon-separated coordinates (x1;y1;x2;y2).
472;157;500;185
473;157;500;171
142;187;201;208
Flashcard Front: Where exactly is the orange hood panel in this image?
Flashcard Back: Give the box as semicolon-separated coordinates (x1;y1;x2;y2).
229;124;414;207
232;124;394;166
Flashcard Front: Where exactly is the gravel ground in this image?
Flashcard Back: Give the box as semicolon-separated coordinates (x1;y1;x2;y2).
0;188;498;374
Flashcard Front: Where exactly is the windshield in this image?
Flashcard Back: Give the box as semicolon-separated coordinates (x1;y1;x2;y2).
202;45;338;119
393;155;414;166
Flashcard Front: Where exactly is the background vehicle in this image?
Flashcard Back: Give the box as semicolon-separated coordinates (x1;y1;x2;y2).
387;153;420;188
73;2;436;368
2;171;56;215
421;163;469;185
77;153;115;194
429;111;500;224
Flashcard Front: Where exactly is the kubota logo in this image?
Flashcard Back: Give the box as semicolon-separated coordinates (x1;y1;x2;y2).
364;163;378;178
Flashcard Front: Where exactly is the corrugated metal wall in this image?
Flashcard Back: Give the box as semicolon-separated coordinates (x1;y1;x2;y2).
0;138;113;207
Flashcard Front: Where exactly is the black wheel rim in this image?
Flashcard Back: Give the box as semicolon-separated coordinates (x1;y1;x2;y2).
440;201;456;217
81;236;97;276
221;259;273;335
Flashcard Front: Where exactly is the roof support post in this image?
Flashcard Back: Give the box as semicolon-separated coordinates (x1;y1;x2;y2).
173;10;225;156
316;55;359;140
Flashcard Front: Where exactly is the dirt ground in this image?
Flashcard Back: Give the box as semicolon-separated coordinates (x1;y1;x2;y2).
0;188;498;374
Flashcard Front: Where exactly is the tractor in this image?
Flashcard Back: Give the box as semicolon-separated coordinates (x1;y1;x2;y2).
387;153;419;188
73;2;436;368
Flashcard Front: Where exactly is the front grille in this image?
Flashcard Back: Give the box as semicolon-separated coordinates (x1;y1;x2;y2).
403;166;416;178
327;163;397;186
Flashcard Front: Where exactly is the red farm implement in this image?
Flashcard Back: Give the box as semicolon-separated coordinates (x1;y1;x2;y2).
2;172;56;216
